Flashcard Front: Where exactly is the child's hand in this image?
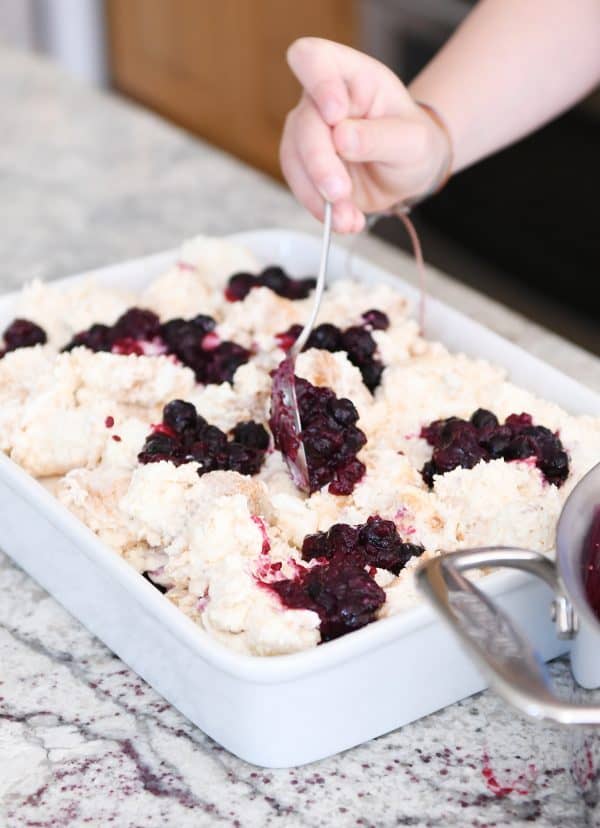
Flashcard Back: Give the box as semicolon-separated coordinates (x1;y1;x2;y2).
280;38;450;233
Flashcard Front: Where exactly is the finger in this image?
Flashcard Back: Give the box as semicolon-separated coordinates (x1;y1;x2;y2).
280;128;326;222
332;199;364;235
287;37;409;122
333;116;428;166
280;138;361;233
292;99;353;203
287;38;350;124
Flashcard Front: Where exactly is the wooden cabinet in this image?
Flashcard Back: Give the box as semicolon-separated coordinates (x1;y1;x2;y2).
106;1;357;178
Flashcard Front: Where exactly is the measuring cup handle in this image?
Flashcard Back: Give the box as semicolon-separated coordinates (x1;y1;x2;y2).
417;547;600;726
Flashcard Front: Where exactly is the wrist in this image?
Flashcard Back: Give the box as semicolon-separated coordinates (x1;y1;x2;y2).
416;101;454;191
400;101;454;210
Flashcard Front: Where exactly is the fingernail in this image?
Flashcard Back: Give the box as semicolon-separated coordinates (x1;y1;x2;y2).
319;176;346;201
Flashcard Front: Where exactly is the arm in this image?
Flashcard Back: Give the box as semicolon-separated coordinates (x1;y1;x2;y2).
409;0;600;173
280;0;600;233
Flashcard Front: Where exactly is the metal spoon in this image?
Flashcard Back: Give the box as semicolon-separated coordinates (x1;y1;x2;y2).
270;200;332;492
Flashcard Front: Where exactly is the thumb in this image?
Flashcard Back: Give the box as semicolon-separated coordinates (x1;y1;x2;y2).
333;116;428;166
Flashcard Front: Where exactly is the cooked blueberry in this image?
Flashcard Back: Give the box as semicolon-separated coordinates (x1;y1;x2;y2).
63;323;113;353
470;408;499;431
271;377;367;495
505;412;534;430
139;403;269;477
301;531;332;562
190;314;217;335
260;266;287;294
276;314;387;393
420;409;569;487
480;425;513;458
231;421;269;450
227;442;265;475
225;266;315;302
359;516;425;575
225;272;256;302
539;449;569;485
327;523;361;556
362;309;390;331
341;326;377;362
358;360;385;393
504;435;538;461
163;400;197;434
112;308;161;342
421;460;436;488
2;318;47;353
266;516;424;641
328;398;359;427
306;323;343;352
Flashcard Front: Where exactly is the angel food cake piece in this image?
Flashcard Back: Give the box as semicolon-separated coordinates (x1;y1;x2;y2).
1;233;599;656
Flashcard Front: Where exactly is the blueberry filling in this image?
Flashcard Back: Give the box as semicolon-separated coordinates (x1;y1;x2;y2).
138;399;269;477
268;557;385;642
275;310;389;393
63;307;249;385
63;308;161;354
302;516;425;575
265;517;422;642
1;318;47;357
420;409;569;487
269;377;367;495
160;315;249;384
225;266;316;302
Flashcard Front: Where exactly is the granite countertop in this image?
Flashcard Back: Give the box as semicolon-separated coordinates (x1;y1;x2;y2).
1;46;599;828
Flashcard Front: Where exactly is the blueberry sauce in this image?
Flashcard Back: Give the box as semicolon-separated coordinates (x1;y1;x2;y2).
420;409;570;488
268;557;385;642
583;508;600;619
160;315;249;384
269;376;366;495
63;307;249;385
275;310;390;393
138;399;269;477
0;318;47;357
265;517;422;642
225;266;316;302
302;516;425;575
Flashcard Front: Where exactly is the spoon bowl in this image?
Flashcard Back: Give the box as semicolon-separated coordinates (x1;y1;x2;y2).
270;201;332;492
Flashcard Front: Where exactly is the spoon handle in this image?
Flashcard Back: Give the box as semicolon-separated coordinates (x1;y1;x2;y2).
293;200;332;357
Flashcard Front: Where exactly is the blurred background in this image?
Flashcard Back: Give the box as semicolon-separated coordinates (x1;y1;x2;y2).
1;0;598;354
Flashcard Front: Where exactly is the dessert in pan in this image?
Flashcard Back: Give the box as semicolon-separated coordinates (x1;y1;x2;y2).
1;235;599;657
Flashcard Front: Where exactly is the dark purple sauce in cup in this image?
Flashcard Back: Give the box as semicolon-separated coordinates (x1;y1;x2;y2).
583;507;600;618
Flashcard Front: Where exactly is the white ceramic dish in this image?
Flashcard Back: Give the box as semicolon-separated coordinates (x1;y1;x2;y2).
1;229;599;768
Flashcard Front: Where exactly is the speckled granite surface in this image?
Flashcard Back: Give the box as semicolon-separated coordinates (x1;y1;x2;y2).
1;45;600;827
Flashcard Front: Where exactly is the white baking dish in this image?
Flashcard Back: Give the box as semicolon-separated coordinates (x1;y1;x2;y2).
1;229;599;768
